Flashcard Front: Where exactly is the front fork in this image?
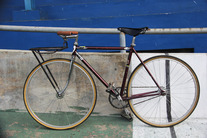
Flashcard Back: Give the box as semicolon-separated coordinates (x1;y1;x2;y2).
57;54;76;96
57;36;78;96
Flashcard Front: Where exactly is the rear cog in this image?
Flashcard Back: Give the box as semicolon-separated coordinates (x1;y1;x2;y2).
108;87;128;109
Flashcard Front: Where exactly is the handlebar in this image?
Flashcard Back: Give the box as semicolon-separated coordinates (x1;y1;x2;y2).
57;31;79;46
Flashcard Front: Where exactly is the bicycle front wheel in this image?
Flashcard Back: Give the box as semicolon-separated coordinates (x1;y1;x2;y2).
23;58;97;129
127;55;199;127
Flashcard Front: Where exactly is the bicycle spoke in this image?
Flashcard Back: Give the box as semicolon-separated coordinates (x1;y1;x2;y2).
128;55;199;127
24;59;96;129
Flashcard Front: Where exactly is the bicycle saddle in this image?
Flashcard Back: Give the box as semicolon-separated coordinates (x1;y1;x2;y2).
118;27;149;36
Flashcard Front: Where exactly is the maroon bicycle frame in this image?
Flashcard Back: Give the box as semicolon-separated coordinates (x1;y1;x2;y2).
73;45;163;101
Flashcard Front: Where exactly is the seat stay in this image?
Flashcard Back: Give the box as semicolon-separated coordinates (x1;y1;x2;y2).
133;48;164;91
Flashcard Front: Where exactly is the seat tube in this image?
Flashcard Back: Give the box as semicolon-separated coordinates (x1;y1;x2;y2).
120;36;136;96
120;47;133;96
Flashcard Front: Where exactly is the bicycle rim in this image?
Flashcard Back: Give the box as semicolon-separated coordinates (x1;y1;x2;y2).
127;55;200;127
23;58;97;129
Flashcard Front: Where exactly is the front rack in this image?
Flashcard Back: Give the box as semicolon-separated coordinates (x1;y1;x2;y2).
30;46;68;54
30;46;68;66
30;31;78;55
31;31;78;65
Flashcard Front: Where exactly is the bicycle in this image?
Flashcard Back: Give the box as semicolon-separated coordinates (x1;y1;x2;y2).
23;27;200;130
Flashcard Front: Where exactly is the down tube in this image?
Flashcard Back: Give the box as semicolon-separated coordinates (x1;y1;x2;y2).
75;51;109;88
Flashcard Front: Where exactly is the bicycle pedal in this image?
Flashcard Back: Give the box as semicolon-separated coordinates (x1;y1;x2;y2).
121;110;133;122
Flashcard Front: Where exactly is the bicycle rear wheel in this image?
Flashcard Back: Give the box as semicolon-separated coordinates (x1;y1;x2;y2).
23;58;97;129
127;55;199;127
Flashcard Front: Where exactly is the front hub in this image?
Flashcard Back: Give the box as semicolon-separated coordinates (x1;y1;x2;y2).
56;92;65;99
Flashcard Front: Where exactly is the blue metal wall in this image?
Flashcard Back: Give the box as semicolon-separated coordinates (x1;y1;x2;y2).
0;0;207;52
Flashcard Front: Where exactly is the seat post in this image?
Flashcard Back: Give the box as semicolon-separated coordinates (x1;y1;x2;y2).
131;36;136;47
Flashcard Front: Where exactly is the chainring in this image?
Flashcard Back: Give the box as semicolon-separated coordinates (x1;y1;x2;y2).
108;87;128;109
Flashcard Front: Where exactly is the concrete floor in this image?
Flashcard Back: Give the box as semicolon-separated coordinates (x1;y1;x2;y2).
0;110;132;138
133;118;207;138
1;110;206;138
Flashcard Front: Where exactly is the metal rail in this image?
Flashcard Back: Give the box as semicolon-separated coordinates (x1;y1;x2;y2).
0;25;207;53
0;25;207;34
0;25;118;34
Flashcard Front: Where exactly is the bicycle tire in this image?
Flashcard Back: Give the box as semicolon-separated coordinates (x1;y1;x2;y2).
127;55;200;127
23;58;97;130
